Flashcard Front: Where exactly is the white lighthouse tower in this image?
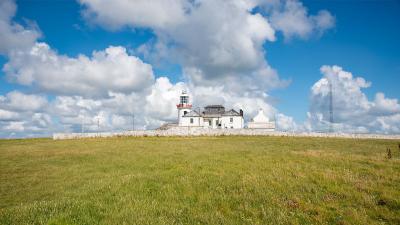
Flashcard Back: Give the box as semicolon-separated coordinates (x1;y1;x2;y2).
177;90;192;126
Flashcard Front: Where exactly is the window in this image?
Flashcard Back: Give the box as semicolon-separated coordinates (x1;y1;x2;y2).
208;121;211;126
184;111;188;115
215;120;218;126
190;118;193;124
230;117;233;123
180;96;188;104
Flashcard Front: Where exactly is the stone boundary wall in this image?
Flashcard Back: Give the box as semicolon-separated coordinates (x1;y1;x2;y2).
53;127;400;140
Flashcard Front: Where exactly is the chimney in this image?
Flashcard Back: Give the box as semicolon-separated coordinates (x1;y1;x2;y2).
240;109;243;117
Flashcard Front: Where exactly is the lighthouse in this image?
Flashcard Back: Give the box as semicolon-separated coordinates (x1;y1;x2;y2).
177;90;192;126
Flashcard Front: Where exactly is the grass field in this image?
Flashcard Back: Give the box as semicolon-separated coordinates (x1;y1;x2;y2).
0;136;399;224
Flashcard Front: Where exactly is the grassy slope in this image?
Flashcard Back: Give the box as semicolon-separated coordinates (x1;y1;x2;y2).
0;136;399;225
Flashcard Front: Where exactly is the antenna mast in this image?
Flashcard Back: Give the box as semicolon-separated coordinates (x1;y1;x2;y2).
81;115;85;133
329;79;334;133
132;113;135;131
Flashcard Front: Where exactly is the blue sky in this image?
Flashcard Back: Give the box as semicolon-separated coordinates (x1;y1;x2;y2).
0;0;399;136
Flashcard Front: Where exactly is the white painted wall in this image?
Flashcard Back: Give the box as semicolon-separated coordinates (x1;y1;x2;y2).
220;116;244;129
248;121;275;130
211;118;219;129
180;116;204;127
181;116;243;128
203;119;212;128
178;108;191;126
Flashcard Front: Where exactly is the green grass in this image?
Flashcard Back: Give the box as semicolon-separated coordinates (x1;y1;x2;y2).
0;136;399;225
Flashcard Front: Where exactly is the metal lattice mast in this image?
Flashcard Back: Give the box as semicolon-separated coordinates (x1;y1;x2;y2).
132;113;135;131
81;115;85;133
329;79;334;133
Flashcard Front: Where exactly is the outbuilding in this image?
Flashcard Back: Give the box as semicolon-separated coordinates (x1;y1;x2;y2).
248;109;275;130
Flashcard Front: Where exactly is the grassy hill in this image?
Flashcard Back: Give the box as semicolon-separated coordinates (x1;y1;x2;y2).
0;136;399;224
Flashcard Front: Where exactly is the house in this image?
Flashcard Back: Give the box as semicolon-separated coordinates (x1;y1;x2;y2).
177;91;244;129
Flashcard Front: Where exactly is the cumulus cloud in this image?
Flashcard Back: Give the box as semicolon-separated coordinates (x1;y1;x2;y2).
269;0;335;40
306;65;400;134
3;43;155;98
275;113;298;131
0;109;19;121
48;76;187;133
371;93;400;116
0;91;52;137
186;84;277;121
79;0;189;30
0;90;48;111
78;0;303;80
0;0;40;55
4;121;25;132
145;77;187;122
161;1;276;77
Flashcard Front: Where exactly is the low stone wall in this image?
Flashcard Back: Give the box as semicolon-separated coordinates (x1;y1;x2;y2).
53;127;400;140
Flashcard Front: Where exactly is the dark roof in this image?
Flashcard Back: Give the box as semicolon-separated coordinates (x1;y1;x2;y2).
204;105;224;108
182;110;201;117
203;105;225;115
202;109;241;118
222;109;241;116
182;106;243;118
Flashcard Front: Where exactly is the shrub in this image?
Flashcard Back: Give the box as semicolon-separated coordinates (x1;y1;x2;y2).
387;148;392;159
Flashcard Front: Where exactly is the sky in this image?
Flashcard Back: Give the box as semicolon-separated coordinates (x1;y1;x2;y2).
0;0;399;138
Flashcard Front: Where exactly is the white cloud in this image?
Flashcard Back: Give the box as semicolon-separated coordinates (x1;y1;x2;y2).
269;0;335;40
0;90;48;111
47;76;186;132
0;91;52;137
306;65;400;134
4;121;24;132
4;43;155;98
145;77;187;122
371;92;400;116
0;0;40;55
79;0;281;88
162;0;276;77
0;0;16;21
313;10;335;32
276;113;298;131
376;114;400;134
79;0;188;30
187;84;277;122
0;109;19;121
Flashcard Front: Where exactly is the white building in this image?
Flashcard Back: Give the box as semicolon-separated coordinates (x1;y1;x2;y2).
248;109;275;130
177;91;244;129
